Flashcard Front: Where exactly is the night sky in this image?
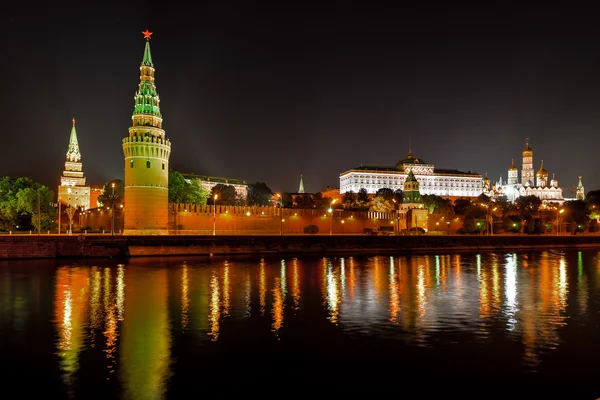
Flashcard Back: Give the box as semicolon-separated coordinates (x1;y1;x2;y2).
2;2;600;195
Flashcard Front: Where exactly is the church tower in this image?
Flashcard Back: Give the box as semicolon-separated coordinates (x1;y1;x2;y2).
521;138;534;187
58;118;90;211
122;30;172;235
536;160;548;187
298;174;305;193
507;159;518;185
401;170;423;210
576;176;585;200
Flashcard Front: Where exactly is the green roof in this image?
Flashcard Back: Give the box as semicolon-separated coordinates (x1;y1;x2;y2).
142;40;153;67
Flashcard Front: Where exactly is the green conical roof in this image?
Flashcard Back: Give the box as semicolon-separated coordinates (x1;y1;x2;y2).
405;170;418;183
298;174;305;193
66;118;81;162
142;40;153;67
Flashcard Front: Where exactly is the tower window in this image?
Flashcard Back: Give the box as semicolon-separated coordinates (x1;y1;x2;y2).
162;163;165;170
130;160;134;168
146;160;151;168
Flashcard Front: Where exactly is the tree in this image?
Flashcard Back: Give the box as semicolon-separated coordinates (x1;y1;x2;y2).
210;184;240;206
98;179;124;208
369;196;394;213
515;195;542;218
342;191;357;210
0;176;56;231
393;189;403;204
453;198;473;216
375;188;394;201
357;188;369;210
168;172;209;205
281;192;293;208
495;195;514;218
422;194;453;215
246;182;273;206
295;194;315;209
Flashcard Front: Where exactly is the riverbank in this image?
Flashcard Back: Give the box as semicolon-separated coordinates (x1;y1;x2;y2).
2;233;600;259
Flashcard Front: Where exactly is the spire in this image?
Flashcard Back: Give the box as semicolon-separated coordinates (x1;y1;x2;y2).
142;29;153;67
577;176;585;200
408;133;412;155
298;174;305;193
66;118;81;162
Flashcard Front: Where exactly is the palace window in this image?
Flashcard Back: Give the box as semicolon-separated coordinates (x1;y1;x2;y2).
130;160;134;168
146;161;151;168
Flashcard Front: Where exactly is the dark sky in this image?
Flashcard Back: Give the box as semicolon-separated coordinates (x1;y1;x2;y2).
2;2;600;195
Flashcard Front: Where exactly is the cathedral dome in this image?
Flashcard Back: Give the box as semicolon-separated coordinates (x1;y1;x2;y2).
522;138;533;155
508;159;518;171
536;161;548;176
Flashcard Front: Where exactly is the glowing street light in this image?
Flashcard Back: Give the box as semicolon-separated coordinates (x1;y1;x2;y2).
213;194;218;236
329;199;338;235
111;182;116;236
556;208;564;236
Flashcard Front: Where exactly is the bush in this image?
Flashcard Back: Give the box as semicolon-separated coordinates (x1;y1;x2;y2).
303;225;319;234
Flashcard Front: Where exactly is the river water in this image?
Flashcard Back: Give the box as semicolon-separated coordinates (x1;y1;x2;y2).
1;250;600;398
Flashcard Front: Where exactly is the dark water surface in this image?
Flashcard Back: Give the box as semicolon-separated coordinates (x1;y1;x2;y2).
1;250;600;398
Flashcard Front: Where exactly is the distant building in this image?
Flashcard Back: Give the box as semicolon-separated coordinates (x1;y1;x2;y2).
181;173;248;200
58;119;90;211
339;150;483;200
484;139;566;204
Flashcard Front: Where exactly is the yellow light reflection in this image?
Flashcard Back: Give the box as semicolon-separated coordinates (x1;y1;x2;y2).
272;277;284;336
209;272;220;341
181;264;189;330
54;267;90;393
348;257;356;300
280;260;287;302
326;260;341;325
116;264;125;322
416;264;426;318
222;263;230;317
292;259;300;311
505;254;518;330
389;257;400;323
259;259;266;316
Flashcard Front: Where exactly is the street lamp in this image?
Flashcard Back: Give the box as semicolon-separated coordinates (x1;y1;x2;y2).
329;199;338;235
556;208;564;236
446;221;450;235
488;207;497;236
213;194;218;236
277;193;283;236
111;183;115;236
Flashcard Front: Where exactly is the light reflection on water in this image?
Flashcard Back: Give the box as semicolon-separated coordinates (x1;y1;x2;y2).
2;250;600;397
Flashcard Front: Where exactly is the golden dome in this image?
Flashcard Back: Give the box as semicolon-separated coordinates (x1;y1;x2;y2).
537;160;548;176
509;159;518;171
522;138;533;154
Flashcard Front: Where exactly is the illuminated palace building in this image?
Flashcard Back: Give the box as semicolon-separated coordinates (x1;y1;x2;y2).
484;139;568;204
58;119;90;210
122;30;172;234
339;150;483;199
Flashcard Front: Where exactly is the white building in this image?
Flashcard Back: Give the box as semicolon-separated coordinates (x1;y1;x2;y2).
339;151;483;198
485;139;566;204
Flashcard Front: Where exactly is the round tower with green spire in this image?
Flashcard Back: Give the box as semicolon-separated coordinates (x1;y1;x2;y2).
122;30;172;235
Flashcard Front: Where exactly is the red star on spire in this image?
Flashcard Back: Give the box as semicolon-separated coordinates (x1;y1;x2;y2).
142;29;153;39
72;118;75;125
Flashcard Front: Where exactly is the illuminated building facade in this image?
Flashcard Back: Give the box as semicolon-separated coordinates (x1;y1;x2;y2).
122;30;172;234
58;118;90;211
485;139;565;204
181;173;248;200
339;151;483;199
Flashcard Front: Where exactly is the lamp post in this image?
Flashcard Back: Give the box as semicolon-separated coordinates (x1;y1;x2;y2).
488;206;497;236
277;193;283;236
556;208;564;236
111;183;115;236
213;194;218;236
446;221;450;235
329;199;338;235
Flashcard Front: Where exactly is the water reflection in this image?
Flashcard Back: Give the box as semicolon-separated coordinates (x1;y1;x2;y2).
0;250;588;399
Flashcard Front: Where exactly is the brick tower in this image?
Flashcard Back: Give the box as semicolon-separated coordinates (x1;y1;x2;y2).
122;30;172;234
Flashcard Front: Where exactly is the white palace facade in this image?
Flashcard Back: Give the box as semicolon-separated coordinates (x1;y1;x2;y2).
339;151;483;198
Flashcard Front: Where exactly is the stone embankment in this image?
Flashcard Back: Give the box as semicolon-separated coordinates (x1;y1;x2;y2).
2;234;600;259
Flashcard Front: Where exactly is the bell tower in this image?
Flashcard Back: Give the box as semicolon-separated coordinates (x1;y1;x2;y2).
122;30;172;235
